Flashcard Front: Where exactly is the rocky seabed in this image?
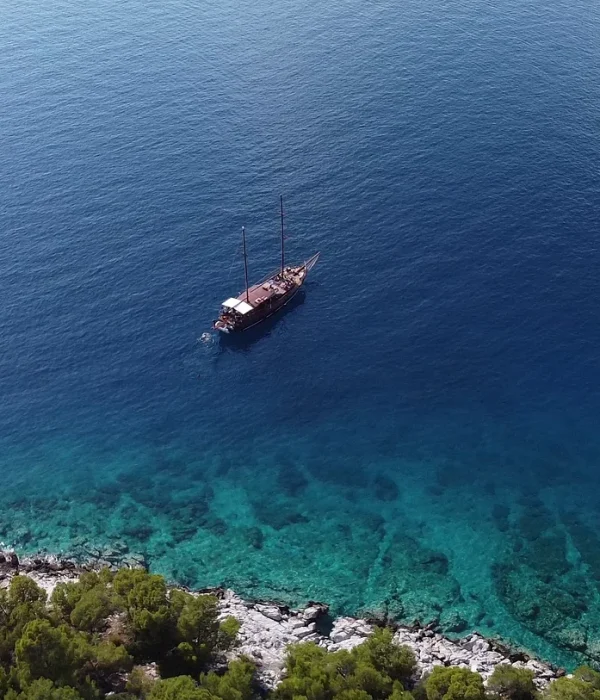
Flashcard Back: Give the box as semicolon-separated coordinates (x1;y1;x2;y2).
0;551;564;690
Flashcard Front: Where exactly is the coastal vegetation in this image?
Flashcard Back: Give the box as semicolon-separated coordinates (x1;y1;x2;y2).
0;570;596;700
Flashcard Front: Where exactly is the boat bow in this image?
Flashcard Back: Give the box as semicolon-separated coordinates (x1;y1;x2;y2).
302;252;320;274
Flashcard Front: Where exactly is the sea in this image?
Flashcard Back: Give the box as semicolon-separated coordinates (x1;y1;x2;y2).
2;0;600;670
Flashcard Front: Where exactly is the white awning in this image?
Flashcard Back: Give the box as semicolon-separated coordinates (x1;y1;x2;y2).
222;298;240;309
221;298;254;315
236;301;253;315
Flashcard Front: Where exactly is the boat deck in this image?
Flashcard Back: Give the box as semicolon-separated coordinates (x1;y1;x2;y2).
236;272;297;308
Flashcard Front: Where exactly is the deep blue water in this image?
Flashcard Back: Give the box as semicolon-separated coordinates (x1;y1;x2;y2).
3;0;600;669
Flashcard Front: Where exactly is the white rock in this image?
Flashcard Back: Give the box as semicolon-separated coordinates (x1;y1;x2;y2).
255;604;284;622
302;606;324;622
331;630;351;643
294;626;315;639
287;617;308;630
473;639;490;654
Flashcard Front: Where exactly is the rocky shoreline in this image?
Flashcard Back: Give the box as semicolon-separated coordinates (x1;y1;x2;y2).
217;592;563;689
0;550;564;690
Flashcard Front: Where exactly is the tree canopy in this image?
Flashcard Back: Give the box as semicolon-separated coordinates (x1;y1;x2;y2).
0;570;240;699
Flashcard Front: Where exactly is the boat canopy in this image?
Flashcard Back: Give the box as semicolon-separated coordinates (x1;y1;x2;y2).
236;301;253;314
222;298;240;309
222;298;254;315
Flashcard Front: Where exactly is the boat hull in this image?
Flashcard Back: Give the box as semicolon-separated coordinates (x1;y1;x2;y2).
213;253;319;333
214;284;301;333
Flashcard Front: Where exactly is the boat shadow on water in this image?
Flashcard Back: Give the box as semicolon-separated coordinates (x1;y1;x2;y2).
217;290;306;351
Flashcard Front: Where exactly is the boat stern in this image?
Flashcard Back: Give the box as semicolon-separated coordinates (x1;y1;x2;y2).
213;318;233;333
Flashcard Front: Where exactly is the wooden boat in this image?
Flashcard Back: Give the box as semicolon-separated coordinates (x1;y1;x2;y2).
213;198;319;333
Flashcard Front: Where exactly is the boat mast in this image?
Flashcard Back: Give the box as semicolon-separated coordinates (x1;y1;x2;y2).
242;226;250;302
280;195;285;274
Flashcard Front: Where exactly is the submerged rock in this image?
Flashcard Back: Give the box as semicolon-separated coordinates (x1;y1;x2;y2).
244;527;264;550
373;474;399;502
443;611;468;633
277;460;309;497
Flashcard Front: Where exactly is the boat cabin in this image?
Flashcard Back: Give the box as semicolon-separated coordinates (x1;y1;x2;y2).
220;297;254;323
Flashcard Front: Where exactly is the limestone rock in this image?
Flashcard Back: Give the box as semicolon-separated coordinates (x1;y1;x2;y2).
302;602;329;623
0;550;19;576
255;604;285;622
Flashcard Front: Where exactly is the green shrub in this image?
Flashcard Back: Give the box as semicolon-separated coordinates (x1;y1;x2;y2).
343;660;392;699
573;669;600;691
7;678;85;700
275;642;332;700
51;570;114;628
126;666;156;697
0;666;8;697
333;691;373;700
545;677;600;700
199;658;257;700
390;682;416;700
0;571;244;699
352;628;416;687
82;641;134;696
218;616;241;652
0;581;50;666
14;619;90;689
176;594;220;647
5;577;49;648
424;666;486;700
70;588;114;632
52;583;85;623
114;570;174;656
147;675;210;700
161;593;240;678
9;577;46;606
276;632;416;700
283;640;328;675
487;665;537;700
78;572;103;592
113;569;154;602
92;641;134;674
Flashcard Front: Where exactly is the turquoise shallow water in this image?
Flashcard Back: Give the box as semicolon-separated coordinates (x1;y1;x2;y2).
4;406;600;669
2;0;600;672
